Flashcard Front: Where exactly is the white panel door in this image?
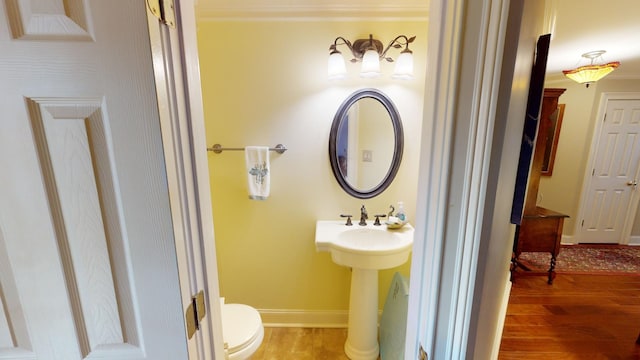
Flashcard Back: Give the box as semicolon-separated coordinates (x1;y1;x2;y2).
0;1;189;359
580;99;640;244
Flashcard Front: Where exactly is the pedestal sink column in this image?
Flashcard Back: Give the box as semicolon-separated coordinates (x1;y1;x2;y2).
344;268;379;360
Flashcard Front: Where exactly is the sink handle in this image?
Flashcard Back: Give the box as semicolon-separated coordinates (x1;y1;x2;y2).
340;214;353;226
373;214;387;226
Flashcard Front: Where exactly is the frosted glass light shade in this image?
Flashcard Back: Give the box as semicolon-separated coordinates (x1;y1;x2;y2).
392;51;414;80
360;49;381;78
562;61;620;86
328;52;347;80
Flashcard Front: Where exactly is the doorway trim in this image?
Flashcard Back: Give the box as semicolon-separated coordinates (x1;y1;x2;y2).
405;0;514;358
574;92;640;245
147;1;225;358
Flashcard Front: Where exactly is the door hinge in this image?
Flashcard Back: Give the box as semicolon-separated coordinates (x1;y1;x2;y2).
581;219;584;227
185;290;206;339
146;0;176;28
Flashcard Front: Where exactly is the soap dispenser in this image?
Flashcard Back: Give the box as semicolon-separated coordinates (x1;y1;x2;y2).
396;201;406;222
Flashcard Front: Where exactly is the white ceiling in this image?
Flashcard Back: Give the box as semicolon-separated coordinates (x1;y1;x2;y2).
545;0;640;81
195;0;640;81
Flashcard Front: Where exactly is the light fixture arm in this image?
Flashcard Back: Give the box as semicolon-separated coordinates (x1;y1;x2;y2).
329;34;415;63
379;35;416;62
327;34;416;80
329;36;352;55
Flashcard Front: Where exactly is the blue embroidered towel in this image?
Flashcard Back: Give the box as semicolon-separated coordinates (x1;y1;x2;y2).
245;146;270;200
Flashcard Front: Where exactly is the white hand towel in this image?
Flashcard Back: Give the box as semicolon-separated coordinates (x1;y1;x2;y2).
245;146;270;200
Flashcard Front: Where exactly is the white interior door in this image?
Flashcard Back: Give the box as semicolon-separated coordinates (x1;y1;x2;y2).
0;1;189;359
580;97;640;244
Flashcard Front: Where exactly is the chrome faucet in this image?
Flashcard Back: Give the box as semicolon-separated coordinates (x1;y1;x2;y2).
359;205;368;226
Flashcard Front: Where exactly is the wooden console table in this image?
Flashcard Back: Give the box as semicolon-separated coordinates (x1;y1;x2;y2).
511;206;568;284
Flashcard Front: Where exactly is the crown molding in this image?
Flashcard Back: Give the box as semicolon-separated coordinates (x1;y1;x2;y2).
195;3;429;21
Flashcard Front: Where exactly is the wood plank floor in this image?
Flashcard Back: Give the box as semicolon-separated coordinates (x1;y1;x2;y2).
499;274;640;359
250;327;352;360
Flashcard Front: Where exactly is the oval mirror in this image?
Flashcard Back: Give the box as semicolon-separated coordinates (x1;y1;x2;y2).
329;88;404;199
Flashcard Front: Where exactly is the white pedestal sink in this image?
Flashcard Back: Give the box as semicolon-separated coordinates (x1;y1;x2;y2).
315;220;414;360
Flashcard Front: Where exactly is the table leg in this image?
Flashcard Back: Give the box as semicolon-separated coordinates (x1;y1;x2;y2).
547;255;556;285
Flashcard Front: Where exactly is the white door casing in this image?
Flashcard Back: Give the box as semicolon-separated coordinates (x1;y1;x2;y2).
406;0;514;358
0;1;189;359
147;0;225;357
577;94;640;244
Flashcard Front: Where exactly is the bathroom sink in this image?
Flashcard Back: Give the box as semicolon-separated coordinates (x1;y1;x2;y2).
315;220;414;270
316;220;414;359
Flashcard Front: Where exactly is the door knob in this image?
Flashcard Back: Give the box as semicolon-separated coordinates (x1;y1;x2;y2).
627;180;638;188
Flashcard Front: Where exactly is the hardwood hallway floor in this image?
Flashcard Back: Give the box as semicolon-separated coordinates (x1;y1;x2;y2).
499;274;640;359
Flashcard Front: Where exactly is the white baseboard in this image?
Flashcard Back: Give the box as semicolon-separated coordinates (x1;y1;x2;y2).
259;309;384;328
628;236;640;246
490;279;512;360
561;234;574;245
259;309;349;328
561;234;640;246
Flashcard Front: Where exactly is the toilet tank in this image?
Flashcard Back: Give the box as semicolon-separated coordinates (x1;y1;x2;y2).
379;272;410;360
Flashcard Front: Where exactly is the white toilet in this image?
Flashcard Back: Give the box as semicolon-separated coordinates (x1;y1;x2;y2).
220;298;264;360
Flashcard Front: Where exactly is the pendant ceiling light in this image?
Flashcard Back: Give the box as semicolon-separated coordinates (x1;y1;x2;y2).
562;50;620;88
328;34;416;80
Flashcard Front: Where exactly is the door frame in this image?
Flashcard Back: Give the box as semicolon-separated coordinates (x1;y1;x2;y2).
161;0;530;359
574;92;640;245
405;0;518;358
147;1;225;358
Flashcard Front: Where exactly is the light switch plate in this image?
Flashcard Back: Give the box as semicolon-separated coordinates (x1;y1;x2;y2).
362;150;373;162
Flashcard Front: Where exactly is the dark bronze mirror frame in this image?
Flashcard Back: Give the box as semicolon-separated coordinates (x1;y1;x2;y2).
328;88;404;199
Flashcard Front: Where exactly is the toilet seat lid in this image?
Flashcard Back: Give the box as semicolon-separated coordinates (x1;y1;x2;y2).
221;304;263;353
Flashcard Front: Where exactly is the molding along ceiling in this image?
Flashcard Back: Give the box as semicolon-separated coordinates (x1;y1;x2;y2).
194;0;429;20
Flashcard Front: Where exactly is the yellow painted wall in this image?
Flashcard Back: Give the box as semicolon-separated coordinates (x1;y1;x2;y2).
539;78;640;236
197;20;427;312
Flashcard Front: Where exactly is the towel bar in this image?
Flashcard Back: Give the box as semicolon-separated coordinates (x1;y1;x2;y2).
207;143;287;154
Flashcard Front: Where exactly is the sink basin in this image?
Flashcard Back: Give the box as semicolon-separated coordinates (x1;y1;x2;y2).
315;220;414;270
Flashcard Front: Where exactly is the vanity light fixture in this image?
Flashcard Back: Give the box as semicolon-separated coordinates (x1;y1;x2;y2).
328;34;416;80
562;50;620;88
